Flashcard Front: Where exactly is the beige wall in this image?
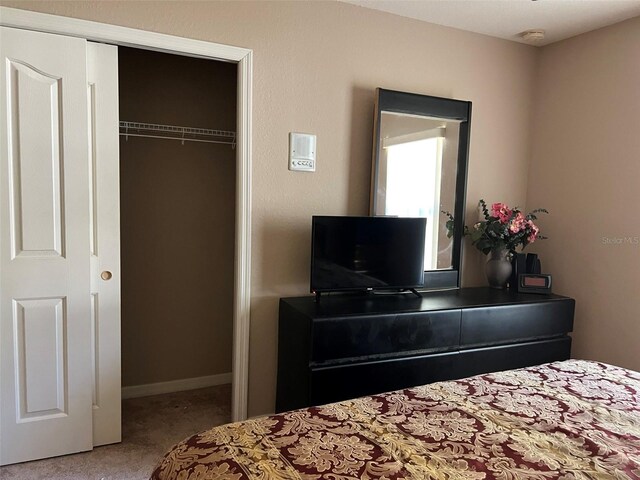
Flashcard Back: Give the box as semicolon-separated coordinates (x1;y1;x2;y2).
527;16;640;372
118;47;236;386
1;1;539;415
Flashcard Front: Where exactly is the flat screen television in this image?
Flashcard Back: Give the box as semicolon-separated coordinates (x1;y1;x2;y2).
310;215;426;296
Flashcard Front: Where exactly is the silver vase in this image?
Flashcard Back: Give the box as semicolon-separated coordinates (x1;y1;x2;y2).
485;248;512;289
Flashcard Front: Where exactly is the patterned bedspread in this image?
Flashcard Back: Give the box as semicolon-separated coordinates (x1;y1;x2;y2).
150;360;640;479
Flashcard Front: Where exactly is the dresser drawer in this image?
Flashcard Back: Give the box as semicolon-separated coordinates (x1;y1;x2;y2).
457;337;572;378
310;310;461;364
310;350;459;406
460;300;574;347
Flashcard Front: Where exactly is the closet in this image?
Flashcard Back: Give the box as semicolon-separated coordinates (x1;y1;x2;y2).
118;48;236;404
0;23;239;465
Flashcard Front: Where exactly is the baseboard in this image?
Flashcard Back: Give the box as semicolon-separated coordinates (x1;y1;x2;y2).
121;372;232;399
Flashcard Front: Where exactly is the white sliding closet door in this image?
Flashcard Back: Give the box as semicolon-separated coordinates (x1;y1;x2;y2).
0;26;93;464
88;42;121;447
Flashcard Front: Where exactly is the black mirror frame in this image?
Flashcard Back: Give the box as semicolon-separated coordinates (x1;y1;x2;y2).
370;88;472;289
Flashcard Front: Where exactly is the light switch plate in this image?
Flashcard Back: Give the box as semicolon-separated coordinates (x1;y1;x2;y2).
289;132;316;172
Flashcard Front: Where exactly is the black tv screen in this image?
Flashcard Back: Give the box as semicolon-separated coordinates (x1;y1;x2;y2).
310;216;426;293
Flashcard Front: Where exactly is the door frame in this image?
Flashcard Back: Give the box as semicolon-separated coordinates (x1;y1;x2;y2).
0;6;253;422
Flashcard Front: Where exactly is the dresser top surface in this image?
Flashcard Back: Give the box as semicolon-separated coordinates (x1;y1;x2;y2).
281;287;573;318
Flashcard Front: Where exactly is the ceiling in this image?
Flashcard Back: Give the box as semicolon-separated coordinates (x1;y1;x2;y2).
341;0;640;46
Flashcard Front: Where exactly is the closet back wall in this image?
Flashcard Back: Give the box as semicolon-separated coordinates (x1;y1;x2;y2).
119;48;237;388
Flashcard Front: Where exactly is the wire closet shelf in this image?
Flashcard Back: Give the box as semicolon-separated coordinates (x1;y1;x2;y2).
119;121;236;147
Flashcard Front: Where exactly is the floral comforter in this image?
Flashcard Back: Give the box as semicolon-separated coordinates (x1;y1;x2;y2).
150;360;640;479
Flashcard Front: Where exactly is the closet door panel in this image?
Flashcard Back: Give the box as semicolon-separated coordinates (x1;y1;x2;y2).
8;60;64;256
0;26;92;466
88;41;122;447
14;297;67;416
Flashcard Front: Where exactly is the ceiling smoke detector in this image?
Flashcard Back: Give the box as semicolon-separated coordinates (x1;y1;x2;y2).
521;29;546;44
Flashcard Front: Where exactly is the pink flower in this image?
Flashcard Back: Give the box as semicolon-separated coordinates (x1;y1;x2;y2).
490;202;506;217
491;203;512;224
527;220;540;243
509;212;526;233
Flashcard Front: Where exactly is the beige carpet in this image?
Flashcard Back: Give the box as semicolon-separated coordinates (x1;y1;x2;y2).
0;384;231;480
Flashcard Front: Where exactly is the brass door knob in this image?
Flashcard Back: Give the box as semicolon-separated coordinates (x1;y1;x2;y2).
101;271;113;281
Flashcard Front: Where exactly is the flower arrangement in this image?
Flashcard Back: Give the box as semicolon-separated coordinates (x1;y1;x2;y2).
444;200;547;255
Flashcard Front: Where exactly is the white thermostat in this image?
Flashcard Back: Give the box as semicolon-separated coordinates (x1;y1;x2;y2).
289;132;316;172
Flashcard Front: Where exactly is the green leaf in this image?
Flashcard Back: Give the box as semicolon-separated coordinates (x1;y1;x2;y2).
479;199;490;220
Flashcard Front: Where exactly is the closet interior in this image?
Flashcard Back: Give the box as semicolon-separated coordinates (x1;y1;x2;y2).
118;47;237;409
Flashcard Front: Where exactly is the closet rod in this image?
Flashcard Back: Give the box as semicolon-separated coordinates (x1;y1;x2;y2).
119;121;236;147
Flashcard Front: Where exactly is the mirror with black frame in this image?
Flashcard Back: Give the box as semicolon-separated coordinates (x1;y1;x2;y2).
370;88;472;289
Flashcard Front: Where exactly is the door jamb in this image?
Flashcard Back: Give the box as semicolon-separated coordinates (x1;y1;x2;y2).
0;6;252;422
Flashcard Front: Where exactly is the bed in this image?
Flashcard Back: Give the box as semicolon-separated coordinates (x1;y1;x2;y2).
150;360;640;479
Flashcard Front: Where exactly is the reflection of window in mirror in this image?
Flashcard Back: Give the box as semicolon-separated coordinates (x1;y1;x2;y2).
384;136;442;270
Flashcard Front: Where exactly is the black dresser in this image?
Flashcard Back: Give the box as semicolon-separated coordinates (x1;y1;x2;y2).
276;287;575;412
